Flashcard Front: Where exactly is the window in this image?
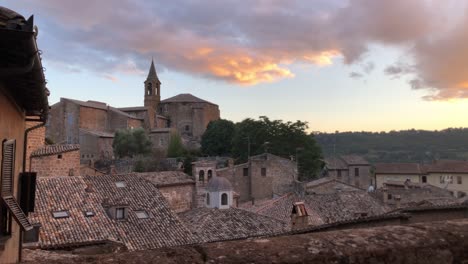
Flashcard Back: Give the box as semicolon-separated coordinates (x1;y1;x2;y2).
185;125;190;131
84;211;95;217
354;168;359;177
199;170;205;182
135;210;149;219
422;175;427;183
52;210;70;219
116;208;125;220
208;170;213;180
206;193;210;205
115;181;126;188
159;138;164;146
243;168;249;176
147;83;152;95
337;170;342;178
440;175;453;184
57;154;62;159
261;168;267;177
457;176;462;184
388;194;393;200
221;193;228;206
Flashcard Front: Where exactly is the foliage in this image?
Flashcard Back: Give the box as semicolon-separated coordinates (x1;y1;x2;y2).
112;128;152;158
167;132;186;158
315;128;468;163
231;116;323;180
201;119;236;156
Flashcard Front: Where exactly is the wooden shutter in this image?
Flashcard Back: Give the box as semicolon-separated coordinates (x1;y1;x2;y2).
1;139;15;196
20;172;37;214
2;196;33;231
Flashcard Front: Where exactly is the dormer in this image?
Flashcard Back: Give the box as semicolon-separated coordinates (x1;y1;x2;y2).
206;177;233;209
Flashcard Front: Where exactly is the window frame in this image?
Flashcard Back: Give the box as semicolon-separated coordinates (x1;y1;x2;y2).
243;167;249;177
261;167;267;177
134;210;149;219
115;207;126;220
221;193;228;206
354;167;360;177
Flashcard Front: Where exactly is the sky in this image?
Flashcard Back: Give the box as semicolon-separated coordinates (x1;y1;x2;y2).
3;0;468;132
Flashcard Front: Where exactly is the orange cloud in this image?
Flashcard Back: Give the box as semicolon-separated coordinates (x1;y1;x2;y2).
303;50;341;66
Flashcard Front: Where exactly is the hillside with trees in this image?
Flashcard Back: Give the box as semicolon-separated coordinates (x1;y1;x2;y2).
315;128;468;163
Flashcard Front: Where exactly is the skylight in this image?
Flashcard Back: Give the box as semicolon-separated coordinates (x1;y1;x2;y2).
52;210;70;219
84;211;95;217
135;210;149;219
115;181;126;188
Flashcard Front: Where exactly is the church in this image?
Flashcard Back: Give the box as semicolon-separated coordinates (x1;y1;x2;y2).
46;60;220;162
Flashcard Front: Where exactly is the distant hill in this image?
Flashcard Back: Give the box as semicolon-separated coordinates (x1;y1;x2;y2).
314;128;468;163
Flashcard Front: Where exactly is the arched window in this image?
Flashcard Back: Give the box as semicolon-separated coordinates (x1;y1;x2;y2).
422;175;427;183
208;170;213;180
199;170;205;182
147;83;152;95
221;193;228;206
206;193;210;205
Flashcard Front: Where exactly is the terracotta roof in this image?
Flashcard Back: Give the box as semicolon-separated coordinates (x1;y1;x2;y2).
30;176;120;249
62;98;143;120
250;191;389;226
30;144;80;158
84;173;197;250
161;93;217;106
424;160;468;173
137;171;194;187
375;163;421;174
305;177;363;193
324;157;348;170
179;208;287;243
340;155;369;165
80;129;114;138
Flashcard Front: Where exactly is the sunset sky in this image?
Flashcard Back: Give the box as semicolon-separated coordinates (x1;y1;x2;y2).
4;0;468;132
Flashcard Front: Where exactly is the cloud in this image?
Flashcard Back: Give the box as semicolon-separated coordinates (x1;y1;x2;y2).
349;72;363;79
7;0;468;98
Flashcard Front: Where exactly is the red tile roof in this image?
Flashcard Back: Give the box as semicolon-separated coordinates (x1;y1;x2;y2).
30;144;80;158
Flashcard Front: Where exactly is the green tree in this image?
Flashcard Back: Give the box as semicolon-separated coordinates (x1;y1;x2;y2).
112;128;152;158
231;116;323;180
167;132;185;158
201;119;236;156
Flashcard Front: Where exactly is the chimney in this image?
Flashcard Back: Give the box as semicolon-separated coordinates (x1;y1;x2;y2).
394;195;401;208
382;187;388;204
291;202;309;230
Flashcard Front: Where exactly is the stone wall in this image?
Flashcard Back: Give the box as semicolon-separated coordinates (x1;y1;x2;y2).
31;150;81;177
158;184;195;213
79;107;108;132
22;219;468;264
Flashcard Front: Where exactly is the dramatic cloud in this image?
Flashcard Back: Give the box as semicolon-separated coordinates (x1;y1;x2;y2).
7;0;468;98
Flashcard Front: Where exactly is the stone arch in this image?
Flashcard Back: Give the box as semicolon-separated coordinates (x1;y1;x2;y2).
221;193;228;206
147;82;153;95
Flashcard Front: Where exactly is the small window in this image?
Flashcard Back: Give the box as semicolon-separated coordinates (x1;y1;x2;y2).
243;168;249;176
354;168;359;177
84;211;95;217
388;194;393;200
135;210;149;219
116;208;125;220
185;125;190;131
52;211;70;219
261;168;267;177
206;193;210;205
208;170;213;180
221;193;228;206
337;170;342;178
457;176;462;184
422;175;427;183
115;181;126;188
57;154;62;159
199;170;205;182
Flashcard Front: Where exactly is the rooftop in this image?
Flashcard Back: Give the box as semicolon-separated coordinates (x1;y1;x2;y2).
137;171;194;187
80;129;115;138
161;93;217;106
61;98;143;120
375;163;422;174
179;207;287;243
30;144;80;158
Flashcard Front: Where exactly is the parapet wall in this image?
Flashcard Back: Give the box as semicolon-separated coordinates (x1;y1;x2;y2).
23;219;468;263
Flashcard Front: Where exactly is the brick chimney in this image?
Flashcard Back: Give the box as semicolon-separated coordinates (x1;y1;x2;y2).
394;195;401;208
382;187;388;204
291;202;309;230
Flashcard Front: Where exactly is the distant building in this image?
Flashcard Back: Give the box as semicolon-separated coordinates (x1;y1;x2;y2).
30;144;80;177
46;60;220;162
324;155;372;188
304;177;364;194
375;160;468;197
0;6;49;263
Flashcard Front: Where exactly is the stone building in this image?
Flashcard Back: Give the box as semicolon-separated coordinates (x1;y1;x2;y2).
46;60;220;161
30;145;80;177
214;153;297;202
375;160;468;197
0;6;49;263
323;155;372;188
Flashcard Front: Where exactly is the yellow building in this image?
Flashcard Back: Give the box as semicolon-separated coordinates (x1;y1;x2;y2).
0;6;49;263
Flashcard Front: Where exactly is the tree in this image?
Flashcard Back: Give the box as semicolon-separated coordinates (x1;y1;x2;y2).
231;116;323;180
201;119;236;156
112;128;152;158
167;132;185;158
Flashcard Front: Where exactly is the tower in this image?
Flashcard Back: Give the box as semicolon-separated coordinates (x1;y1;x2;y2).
144;59;161;129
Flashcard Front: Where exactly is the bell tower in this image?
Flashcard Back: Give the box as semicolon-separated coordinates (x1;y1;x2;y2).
144;59;161;129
